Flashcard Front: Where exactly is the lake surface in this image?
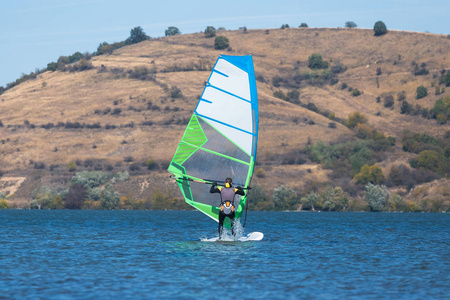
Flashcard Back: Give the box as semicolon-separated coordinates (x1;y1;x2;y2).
1;211;449;299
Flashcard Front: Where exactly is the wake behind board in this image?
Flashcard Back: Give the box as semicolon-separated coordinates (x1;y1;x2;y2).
202;232;264;242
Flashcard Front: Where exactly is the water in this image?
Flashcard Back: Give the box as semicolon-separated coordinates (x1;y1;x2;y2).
1;211;449;299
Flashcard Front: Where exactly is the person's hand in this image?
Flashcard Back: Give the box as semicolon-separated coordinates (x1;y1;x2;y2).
212;182;217;187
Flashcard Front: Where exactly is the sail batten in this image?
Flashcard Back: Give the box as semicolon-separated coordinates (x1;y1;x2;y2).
169;55;258;223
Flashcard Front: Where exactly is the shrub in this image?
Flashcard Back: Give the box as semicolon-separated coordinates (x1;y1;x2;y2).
414;63;429;76
281;24;290;29
346;112;368;128
273;90;285;100
320;186;348;211
400;100;412;114
145;159;159;170
364;183;390;211
101;184;120;209
397;91;406;101
308;54;328;69
373;21;387;36
0;199;8;209
352;89;361;97
416;86;428;99
70;171;109;189
247;184;270;211
354;164;385;185
68;162;76;172
204;26;216;38
445;71;450;87
214;36;229;50
416;150;441;172
255;168;265;178
170;86;183;98
301;192;320;210
384;95;394;107
272;76;282;87
286;90;300;103
272;185;298;210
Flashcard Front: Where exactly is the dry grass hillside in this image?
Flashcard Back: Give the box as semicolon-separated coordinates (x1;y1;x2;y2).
1;27;449;208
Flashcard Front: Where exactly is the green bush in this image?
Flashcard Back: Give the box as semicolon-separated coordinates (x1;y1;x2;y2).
445;71;450;87
0;199;9;209
373;21;387;36
416;150;441;172
214;36;229;50
416;86;428;99
272;185;298;210
126;26;150;44
354;164;385;185
352;89;361;97
320;186;348;211
400;100;412;114
300;192;319;210
384;95;394;107
308;54;329;69
346;111;368;128
247;184;271;210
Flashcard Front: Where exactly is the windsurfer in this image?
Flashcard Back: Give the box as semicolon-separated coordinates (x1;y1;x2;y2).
210;177;245;240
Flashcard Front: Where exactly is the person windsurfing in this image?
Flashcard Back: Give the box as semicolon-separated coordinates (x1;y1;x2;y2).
210;177;245;240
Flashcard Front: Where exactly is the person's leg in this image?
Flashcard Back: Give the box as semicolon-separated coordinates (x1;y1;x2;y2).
218;212;225;239
230;213;236;237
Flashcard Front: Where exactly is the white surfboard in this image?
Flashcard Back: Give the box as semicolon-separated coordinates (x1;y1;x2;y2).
201;232;264;242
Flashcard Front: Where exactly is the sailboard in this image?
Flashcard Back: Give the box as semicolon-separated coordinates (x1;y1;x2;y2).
168;55;258;228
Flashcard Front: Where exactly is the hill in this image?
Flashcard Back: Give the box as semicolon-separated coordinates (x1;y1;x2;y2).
1;27;449;211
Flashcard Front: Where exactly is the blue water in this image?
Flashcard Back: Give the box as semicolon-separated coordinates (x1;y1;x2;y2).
1;211;449;299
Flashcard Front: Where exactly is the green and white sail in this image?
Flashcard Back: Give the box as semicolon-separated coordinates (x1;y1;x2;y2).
168;55;258;224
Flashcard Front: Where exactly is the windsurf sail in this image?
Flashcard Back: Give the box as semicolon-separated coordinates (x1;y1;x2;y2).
168;55;258;225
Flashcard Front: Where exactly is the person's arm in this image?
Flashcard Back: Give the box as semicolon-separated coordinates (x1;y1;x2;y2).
235;186;245;196
210;183;221;193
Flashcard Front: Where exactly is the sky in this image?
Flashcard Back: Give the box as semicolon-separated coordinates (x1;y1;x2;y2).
1;0;449;88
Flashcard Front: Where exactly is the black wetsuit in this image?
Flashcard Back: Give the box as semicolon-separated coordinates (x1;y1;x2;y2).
210;184;245;238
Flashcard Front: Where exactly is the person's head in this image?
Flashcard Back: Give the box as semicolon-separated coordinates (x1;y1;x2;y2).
225;177;232;188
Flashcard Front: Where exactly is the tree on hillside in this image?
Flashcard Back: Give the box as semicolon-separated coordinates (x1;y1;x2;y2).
214;36;229;50
345;21;357;28
204;26;216;38
308;54;328;69
126;26;150;45
165;26;181;36
365;183;390;211
281;24;290;29
373;21;387;36
65;184;87;209
299;23;308;28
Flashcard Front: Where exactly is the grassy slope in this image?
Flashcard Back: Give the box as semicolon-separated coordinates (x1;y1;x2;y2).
1;28;449;204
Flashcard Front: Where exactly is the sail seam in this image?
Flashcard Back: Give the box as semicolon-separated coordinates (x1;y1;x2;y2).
195;113;255;136
181;141;251;166
205;84;251;103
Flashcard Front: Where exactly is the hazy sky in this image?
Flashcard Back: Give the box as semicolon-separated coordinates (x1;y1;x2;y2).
1;0;449;87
